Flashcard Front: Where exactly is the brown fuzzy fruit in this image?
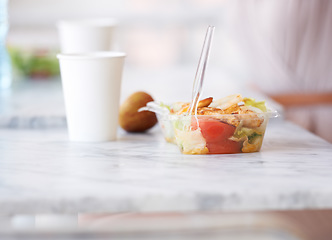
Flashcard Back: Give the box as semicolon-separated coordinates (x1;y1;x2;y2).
119;91;157;132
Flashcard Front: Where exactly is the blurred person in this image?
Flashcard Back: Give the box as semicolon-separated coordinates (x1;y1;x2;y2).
225;0;332;142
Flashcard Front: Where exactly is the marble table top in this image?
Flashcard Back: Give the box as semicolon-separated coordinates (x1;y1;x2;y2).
0;70;330;215
0;120;331;214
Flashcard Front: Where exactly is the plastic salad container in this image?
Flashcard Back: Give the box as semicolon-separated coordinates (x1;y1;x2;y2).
140;101;176;143
140;94;278;154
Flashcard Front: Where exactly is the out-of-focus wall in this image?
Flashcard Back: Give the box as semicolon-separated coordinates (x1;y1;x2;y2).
8;0;244;73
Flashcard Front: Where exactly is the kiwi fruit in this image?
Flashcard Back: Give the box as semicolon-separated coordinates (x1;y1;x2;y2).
119;91;157;132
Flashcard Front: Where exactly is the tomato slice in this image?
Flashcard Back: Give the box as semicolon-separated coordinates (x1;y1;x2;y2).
206;141;241;154
191;117;241;154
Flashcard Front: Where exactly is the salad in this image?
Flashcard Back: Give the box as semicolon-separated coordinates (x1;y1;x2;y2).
9;47;60;79
142;94;276;154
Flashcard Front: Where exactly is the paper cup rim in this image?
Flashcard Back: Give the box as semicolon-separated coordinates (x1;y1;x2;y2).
57;51;126;60
57;18;118;28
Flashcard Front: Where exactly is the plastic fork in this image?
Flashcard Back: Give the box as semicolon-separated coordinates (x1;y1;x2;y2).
187;25;215;115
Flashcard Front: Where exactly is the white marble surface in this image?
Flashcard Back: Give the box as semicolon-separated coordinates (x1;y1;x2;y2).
0;120;331;214
0;68;330;215
0;79;66;128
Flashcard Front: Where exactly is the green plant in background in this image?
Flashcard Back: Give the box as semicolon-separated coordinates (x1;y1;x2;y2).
9;47;60;78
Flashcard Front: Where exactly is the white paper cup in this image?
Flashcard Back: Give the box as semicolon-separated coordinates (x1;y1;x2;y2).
57;52;125;142
57;18;117;53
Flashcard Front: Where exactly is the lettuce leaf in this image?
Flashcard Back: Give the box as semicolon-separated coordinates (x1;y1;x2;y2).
233;127;256;139
231;125;263;144
173;116;191;131
243;98;267;112
248;132;262;144
175;128;207;154
159;102;171;111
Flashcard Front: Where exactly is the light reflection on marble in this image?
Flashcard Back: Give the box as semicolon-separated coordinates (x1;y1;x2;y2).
0;121;331;214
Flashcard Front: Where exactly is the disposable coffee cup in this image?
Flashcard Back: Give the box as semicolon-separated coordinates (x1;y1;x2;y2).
57;52;125;142
57;18;117;53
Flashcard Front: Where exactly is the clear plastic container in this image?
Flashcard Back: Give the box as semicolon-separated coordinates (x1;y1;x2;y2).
141;101;278;154
170;113;275;154
141;101;176;143
156;113;176;143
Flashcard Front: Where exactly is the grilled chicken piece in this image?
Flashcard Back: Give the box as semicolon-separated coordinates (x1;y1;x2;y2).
172;96;263;129
209;94;243;110
197;97;213;108
235;106;264;128
196;106;263;128
196;107;241;127
175;97;213;115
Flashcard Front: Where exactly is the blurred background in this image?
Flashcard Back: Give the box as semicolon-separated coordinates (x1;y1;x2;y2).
5;0;332;142
8;0;240;74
